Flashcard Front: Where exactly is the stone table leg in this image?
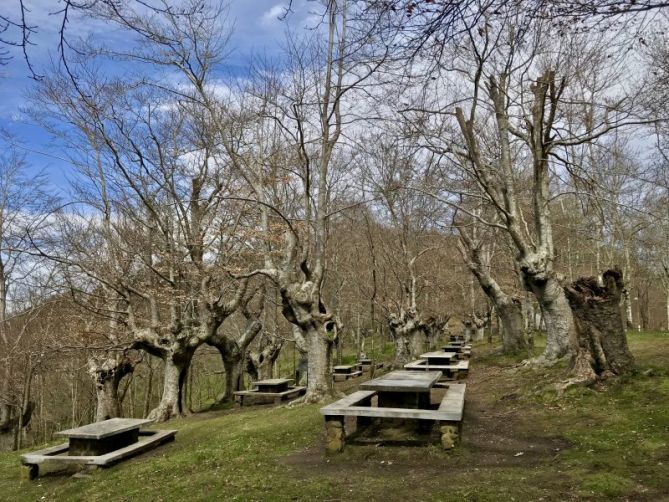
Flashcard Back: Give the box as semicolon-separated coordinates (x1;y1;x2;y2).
325;416;345;453
21;464;38;480
439;421;460;450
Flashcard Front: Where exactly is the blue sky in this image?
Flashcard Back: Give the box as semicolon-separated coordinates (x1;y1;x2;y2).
0;0;320;195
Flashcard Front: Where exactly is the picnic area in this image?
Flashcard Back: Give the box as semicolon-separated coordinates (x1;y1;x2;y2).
1;332;668;500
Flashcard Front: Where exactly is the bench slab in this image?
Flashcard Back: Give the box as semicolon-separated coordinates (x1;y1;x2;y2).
21;429;176;478
55;418;153;440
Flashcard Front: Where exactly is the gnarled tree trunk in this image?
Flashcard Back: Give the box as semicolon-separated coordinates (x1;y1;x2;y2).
520;258;575;363
246;332;284;381
563;269;635;386
208;316;262;403
88;352;134;422
146;347;195;422
280;280;338;402
388;309;425;369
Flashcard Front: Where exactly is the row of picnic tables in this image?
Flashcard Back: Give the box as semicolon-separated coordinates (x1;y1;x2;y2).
320;335;473;452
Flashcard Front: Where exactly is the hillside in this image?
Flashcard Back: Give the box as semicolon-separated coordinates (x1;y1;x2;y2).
1;332;668;502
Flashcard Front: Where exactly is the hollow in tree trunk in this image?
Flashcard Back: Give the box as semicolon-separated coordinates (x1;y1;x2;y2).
563;269;635;387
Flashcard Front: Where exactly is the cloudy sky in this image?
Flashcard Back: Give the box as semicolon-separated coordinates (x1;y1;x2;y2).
0;0;321;191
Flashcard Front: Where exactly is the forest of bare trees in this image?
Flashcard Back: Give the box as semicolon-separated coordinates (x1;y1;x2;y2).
1;0;668;451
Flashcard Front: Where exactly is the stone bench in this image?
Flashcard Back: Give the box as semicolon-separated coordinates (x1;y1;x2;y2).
320;384;466;452
20;419;176;480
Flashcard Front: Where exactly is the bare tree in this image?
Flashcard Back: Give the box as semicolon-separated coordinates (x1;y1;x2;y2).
0;143;56;446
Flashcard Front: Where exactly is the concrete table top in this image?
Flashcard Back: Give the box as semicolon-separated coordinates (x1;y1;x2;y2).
56;418;153;440
360;370;442;393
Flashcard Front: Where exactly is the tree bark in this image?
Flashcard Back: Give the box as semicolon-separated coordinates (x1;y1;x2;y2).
497;301;528;354
89;353;134;422
563;269;635;385
146;349;194;422
246;333;283;382
209;316;263;403
279;280;338;402
522;270;574;362
388;309;425;369
304;325;334;401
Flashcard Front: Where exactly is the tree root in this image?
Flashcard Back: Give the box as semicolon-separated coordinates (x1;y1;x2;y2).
520;354;565;368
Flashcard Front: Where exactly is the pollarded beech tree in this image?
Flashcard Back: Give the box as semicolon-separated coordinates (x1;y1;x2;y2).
454;222;527;354
562;269;635;387
410;9;647;364
32;62;255;421
87;0;386;403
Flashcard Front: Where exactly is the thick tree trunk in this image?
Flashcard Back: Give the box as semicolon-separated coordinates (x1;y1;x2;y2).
410;330;427;356
390;329;412;368
246;336;283;382
524;274;574;362
563;269;635;386
147;350;193;422
210;316;262;403
388;310;424;369
222;358;244;403
89;354;133;422
497;300;527;354
303;325;334;402
279;281;337;402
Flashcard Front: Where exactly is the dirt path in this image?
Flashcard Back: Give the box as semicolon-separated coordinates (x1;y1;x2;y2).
280;361;573;500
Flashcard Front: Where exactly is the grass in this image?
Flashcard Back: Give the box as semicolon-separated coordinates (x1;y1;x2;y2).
1;331;668;501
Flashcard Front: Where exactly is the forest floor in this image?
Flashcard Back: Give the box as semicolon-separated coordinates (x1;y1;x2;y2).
1;332;668;501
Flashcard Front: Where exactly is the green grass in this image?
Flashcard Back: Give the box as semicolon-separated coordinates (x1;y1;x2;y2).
1;331;668;501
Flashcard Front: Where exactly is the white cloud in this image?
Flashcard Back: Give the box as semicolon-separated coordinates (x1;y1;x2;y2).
261;4;288;26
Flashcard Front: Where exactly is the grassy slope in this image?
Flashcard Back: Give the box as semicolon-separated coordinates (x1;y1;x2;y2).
1;332;668;501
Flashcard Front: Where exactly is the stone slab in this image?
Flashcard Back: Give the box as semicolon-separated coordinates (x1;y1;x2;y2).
252;378;292;386
21;430;176;470
404;360;469;371
320;384;465;422
234;386;306;406
333;365;356;373
55;418;153;440
333;370;362;382
360;370;442;393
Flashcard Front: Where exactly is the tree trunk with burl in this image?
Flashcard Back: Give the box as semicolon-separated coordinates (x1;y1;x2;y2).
562;269;635;388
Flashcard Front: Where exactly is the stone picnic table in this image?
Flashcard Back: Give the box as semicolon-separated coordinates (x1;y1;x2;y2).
253;378;292;393
21;418;176;479
420;351;456;365
320;370;466;452
355;359;384;372
442;344;472;358
360;370;441;409
404;359;470;379
333;364;362;381
234;378;305;406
